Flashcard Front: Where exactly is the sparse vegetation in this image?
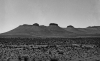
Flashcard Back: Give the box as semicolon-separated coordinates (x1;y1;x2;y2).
0;37;100;61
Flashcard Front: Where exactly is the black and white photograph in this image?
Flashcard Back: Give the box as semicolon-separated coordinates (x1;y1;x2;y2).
0;0;100;61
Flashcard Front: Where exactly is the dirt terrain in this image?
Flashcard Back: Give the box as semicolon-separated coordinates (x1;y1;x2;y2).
0;38;100;61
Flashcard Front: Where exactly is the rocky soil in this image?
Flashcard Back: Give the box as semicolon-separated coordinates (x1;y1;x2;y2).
0;44;100;61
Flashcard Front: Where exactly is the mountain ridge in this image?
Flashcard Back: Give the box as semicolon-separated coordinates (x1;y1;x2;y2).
0;23;100;38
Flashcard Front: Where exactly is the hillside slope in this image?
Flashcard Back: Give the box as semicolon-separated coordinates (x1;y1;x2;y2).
0;23;100;38
0;23;76;38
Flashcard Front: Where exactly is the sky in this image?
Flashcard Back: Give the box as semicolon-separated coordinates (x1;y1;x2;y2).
0;0;100;33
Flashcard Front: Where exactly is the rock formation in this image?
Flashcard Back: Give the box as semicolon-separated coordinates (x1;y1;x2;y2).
0;23;100;38
33;23;39;26
49;23;59;26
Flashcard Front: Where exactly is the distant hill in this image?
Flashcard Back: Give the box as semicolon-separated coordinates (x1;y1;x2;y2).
0;23;100;38
64;25;100;37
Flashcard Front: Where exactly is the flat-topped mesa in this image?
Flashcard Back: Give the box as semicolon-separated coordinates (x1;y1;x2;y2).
23;24;29;26
21;24;33;26
66;25;75;30
49;23;59;27
87;26;100;29
67;25;74;28
20;23;39;26
33;23;39;26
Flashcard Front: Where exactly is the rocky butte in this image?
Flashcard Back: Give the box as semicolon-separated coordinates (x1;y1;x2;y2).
0;23;100;38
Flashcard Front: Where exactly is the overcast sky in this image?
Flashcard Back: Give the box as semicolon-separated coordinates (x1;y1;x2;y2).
0;0;100;33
